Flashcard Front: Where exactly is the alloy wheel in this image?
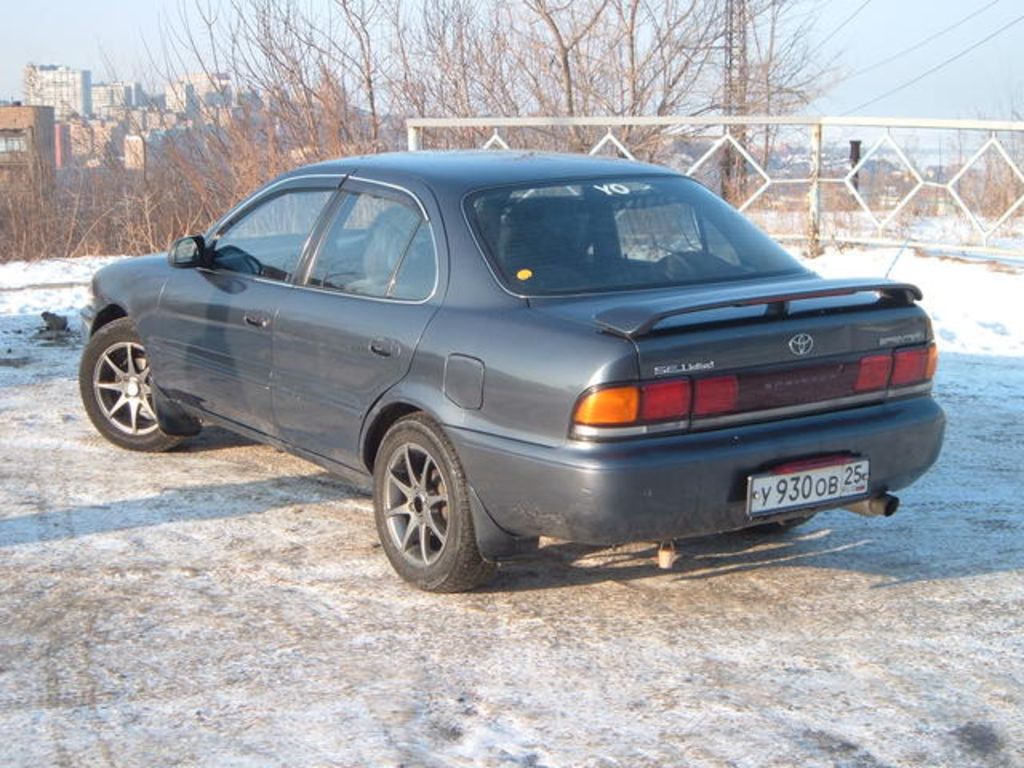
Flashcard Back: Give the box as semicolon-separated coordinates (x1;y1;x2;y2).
92;341;160;436
383;443;450;566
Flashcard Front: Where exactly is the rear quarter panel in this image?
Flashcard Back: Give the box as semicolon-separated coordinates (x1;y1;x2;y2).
407;304;639;447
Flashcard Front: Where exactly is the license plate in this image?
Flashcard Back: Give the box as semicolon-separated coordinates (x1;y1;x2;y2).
746;458;870;517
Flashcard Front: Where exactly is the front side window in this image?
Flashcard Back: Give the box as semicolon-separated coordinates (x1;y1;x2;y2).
307;189;435;300
467;176;805;296
212;188;333;282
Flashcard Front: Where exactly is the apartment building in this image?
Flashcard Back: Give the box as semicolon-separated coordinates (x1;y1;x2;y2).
91;81;144;118
166;72;232;115
0;104;56;186
23;64;92;120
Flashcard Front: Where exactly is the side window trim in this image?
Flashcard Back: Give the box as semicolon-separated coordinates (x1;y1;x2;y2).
298;178;440;303
348;175;431;222
204;178;345;285
383;219;424;297
208;173;347;239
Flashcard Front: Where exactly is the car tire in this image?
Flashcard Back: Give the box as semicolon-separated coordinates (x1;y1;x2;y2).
373;414;497;592
79;317;186;453
747;513;817;534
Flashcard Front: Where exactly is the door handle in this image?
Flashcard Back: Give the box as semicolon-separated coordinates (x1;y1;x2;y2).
369;337;398;357
243;313;270;329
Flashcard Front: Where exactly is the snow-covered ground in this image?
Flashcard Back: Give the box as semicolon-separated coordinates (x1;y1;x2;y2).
0;249;1022;767
808;247;1024;357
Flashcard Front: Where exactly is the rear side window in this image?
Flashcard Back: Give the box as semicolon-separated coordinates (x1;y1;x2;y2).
307;190;435;300
467;176;804;296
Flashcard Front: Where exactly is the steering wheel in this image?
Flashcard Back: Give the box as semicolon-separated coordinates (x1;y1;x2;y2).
213;245;263;276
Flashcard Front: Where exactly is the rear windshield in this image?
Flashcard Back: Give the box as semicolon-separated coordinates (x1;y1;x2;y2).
466;176;805;296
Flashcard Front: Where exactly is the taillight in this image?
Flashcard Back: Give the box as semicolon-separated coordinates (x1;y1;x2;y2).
892;344;937;386
640;380;692;421
571;344;935;438
573;385;639;426
574;380;693;427
693;376;739;417
855;354;893;392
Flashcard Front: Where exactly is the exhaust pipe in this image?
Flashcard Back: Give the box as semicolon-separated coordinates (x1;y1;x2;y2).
656;540;678;569
846;493;899;518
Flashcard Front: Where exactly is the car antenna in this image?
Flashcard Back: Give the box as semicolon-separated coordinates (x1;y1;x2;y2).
884;236;912;278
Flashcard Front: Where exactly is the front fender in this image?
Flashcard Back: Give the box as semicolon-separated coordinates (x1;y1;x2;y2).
87;254;171;343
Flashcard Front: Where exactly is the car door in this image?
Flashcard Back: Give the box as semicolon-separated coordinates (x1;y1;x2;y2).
272;178;444;469
151;180;338;435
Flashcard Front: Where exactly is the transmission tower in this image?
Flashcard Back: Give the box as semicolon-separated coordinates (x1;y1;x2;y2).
722;0;749;202
723;0;749;117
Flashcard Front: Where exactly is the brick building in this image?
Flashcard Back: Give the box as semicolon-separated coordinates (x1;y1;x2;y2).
0;104;56;187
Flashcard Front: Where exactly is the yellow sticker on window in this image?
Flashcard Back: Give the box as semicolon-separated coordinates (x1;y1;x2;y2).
516;268;533;281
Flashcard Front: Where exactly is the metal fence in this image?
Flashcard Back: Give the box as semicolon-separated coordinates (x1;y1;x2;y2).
406;115;1024;261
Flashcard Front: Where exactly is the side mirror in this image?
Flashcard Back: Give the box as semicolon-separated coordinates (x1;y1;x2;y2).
168;235;206;268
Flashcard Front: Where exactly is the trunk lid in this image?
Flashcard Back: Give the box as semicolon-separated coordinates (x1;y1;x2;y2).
531;276;929;377
534;276;934;434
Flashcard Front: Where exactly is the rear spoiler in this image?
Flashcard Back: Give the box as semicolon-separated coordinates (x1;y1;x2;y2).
594;278;923;338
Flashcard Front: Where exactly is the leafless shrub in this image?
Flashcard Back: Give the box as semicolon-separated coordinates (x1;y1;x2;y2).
1;0;830;262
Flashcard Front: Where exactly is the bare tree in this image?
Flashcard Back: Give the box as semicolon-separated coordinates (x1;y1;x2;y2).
1;0;834;262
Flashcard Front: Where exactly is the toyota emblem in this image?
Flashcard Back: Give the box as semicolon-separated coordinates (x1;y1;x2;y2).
788;333;814;356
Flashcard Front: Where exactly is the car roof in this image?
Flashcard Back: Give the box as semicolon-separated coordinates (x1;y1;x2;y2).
285;150;680;195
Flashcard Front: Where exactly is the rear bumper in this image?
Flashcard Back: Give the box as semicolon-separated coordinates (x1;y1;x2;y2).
448;396;945;545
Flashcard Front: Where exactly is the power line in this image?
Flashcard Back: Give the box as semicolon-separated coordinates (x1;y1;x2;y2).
845;10;1024;114
848;0;1005;80
791;0;843;25
816;0;875;51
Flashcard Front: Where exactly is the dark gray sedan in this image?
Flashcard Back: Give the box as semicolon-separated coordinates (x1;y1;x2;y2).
79;151;945;591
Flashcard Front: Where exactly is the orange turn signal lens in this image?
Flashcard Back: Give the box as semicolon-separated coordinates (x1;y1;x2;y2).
573;385;640;426
925;343;939;381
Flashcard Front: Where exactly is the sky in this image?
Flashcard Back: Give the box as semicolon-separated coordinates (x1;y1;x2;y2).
0;0;1022;119
808;0;1024;118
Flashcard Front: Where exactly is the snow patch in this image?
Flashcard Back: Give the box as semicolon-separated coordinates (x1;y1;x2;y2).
798;247;1023;357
